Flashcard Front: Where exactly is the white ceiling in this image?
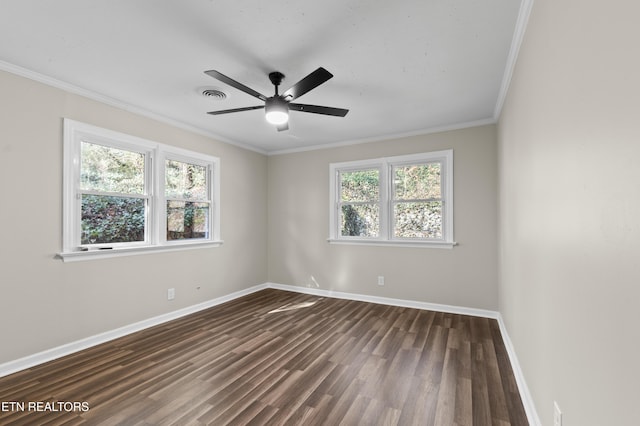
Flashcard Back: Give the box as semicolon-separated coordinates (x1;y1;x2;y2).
0;0;524;154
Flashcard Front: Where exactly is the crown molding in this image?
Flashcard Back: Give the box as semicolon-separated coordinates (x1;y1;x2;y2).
0;60;267;155
493;0;535;120
267;118;497;156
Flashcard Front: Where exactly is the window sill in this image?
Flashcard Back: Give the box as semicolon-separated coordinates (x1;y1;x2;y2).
327;238;457;249
56;240;224;262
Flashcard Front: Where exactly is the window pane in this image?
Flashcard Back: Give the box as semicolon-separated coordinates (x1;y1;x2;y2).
81;142;145;194
165;160;207;200
167;201;210;240
394;201;442;239
340;169;379;202
81;195;145;244
341;204;379;237
394;163;441;200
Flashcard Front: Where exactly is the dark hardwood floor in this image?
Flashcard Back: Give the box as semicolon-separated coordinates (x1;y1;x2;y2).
0;289;528;425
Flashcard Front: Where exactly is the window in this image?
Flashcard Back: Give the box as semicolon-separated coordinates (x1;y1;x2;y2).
164;158;211;241
60;119;221;261
329;150;454;248
339;168;381;238
79;140;149;246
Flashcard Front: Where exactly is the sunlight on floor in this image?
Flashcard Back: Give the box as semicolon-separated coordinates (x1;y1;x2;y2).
268;300;318;314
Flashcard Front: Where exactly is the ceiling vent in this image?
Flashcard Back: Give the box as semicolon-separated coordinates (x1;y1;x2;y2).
199;87;227;100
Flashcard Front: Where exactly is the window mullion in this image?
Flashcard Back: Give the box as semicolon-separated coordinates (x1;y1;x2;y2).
207;164;214;241
154;150;164;245
78;189;149;199
392;197;443;203
380;162;390;240
334;169;342;239
165;197;211;203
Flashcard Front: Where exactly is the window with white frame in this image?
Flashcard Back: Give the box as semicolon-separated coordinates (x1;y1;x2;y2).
329;150;454;247
60;119;221;260
164;157;211;241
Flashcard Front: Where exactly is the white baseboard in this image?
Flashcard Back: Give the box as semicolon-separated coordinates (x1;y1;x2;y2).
0;281;539;426
266;282;500;319
0;283;268;378
496;314;542;426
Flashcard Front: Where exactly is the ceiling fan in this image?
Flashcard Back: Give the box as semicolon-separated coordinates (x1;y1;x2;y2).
204;67;349;131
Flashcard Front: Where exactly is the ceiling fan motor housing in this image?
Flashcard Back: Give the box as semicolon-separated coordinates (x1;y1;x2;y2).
268;71;285;88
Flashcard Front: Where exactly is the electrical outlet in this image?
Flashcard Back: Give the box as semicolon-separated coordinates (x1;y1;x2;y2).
553;401;562;426
377;276;385;286
167;288;175;300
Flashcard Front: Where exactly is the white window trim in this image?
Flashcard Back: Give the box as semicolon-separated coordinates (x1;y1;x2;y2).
328;150;455;249
58;119;222;262
158;148;219;246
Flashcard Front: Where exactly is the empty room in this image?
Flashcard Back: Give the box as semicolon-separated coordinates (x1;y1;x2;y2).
1;0;638;425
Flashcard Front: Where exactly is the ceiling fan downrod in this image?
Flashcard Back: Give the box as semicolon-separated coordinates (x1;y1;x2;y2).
269;71;285;96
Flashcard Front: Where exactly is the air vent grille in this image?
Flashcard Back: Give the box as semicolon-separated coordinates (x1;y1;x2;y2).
201;88;227;100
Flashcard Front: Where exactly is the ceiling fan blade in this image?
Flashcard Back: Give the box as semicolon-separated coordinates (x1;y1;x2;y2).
276;122;289;132
204;70;267;101
207;105;264;115
282;67;333;101
288;103;349;117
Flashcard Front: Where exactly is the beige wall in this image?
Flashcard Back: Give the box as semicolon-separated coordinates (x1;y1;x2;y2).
0;70;268;364
0;66;498;366
268;125;499;310
498;0;640;425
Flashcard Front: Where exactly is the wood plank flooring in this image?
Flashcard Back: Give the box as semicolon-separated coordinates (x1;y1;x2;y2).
0;289;528;425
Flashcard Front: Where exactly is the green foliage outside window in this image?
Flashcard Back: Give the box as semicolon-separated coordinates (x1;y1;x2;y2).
339;162;443;239
166;201;209;240
165;159;209;241
80;142;146;244
340;169;380;237
165;160;207;199
394;163;442;238
394;163;441;200
80;142;145;193
81;195;145;244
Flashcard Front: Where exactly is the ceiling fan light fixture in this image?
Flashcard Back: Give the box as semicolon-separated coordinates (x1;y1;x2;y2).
205;67;348;131
265;97;289;125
